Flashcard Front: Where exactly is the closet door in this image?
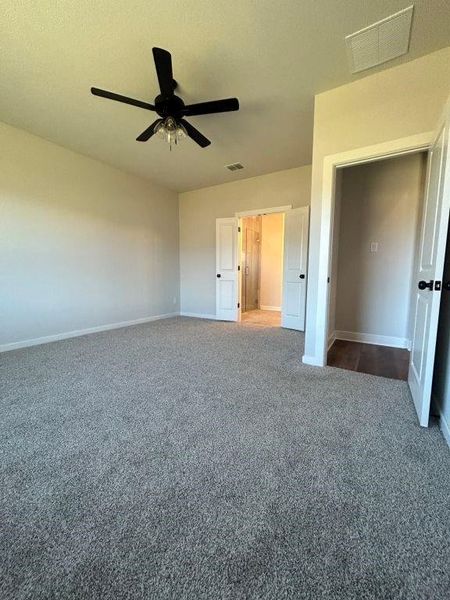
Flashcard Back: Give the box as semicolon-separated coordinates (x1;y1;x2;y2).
408;103;450;427
282;207;309;331
216;218;239;321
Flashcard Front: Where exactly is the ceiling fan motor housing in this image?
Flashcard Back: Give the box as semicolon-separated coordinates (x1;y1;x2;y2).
155;93;185;119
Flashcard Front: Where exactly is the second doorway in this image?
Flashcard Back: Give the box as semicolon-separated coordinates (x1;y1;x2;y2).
240;213;284;327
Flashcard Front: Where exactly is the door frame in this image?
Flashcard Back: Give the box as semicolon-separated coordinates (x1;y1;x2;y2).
236;205;292;218
306;132;433;367
236;205;292;322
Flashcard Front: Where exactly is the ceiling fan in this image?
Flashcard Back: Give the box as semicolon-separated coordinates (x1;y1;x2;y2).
91;47;239;149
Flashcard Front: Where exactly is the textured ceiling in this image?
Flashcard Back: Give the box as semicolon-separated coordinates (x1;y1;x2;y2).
2;1;450;191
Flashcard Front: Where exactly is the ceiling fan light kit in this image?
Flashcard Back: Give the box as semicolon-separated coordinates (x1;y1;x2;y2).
91;47;239;149
155;117;187;150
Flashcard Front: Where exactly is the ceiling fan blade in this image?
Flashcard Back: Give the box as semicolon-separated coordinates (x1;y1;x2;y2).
152;47;174;97
91;87;155;111
136;119;163;142
183;98;239;116
180;119;211;148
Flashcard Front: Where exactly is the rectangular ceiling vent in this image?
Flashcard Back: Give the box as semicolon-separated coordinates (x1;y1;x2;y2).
226;162;244;171
345;5;414;74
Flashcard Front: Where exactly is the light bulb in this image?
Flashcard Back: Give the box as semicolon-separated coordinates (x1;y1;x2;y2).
156;117;187;149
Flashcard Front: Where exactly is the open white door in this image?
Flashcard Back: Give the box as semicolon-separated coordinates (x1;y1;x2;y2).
216;217;239;321
282;207;309;331
408;103;450;427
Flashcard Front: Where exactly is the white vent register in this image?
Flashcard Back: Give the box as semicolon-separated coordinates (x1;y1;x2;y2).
345;5;414;73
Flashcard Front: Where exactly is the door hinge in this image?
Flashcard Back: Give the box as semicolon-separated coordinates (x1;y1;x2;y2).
238;226;241;232
237;302;240;308
238;265;241;271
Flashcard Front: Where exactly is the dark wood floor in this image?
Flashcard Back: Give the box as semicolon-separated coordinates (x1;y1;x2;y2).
327;339;410;381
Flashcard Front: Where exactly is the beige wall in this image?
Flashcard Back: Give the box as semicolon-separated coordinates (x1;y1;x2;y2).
260;213;284;310
179;166;311;316
332;153;426;342
0;122;179;348
305;47;450;360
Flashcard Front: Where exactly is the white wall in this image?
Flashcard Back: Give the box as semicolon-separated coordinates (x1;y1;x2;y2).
260;213;284;310
332;153;426;344
305;47;450;362
179;166;311;317
0;122;179;349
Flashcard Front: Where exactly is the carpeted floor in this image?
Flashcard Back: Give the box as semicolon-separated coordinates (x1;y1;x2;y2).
1;317;449;599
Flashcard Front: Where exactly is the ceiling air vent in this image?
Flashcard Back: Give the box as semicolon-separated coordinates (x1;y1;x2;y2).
225;162;244;171
345;5;414;74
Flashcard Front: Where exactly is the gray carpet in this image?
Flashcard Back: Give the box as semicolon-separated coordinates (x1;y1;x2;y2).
1;317;449;599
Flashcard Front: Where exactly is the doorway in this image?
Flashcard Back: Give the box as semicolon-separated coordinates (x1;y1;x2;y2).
215;206;309;331
240;214;283;327
327;152;428;380
309;111;450;431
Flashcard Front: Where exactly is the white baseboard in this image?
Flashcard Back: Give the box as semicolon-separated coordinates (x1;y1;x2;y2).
431;394;450;449
328;331;336;350
302;354;325;367
334;330;410;349
0;312;179;353
438;410;450;449
259;305;281;312
180;312;216;320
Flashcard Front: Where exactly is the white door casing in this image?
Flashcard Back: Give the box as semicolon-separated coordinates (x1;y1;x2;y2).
282;207;309;331
308;133;432;368
216;217;239;321
408;104;450;427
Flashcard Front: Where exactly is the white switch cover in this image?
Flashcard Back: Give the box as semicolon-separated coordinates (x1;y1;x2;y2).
370;242;379;253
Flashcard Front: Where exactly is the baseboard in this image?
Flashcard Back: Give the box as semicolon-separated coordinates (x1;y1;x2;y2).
180;312;217;320
328;331;336;351
302;354;325;367
0;312;179;353
438;409;450;449
334;330;410;349
259;305;281;312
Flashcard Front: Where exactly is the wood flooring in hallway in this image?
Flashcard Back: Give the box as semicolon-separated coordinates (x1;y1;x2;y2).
327;339;410;381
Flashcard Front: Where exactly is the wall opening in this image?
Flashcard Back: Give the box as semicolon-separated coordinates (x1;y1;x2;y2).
327;151;428;379
240;213;284;327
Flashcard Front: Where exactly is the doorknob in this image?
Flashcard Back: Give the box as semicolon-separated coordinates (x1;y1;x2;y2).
444;281;450;291
216;274;221;278
299;274;305;279
418;280;433;290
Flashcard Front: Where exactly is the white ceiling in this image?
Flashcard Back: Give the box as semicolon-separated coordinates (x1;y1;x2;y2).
2;1;449;192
